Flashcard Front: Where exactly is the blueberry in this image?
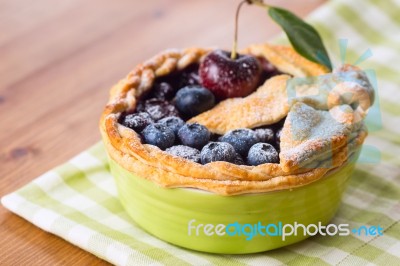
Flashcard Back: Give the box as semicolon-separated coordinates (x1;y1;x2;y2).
254;127;275;143
142;98;180;121
179;70;200;88
275;128;282;146
200;142;236;164
122;112;154;132
247;143;279;166
135;101;145;112
142;123;175;150
158;116;185;135
165;145;201;163
175;86;215;118
177;123;210;149
219;128;259;156
149;82;175;100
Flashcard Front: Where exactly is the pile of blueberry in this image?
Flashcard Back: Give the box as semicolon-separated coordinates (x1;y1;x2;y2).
120;51;284;166
123;109;282;165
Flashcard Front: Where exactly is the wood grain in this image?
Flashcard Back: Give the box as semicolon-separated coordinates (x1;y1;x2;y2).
0;0;324;264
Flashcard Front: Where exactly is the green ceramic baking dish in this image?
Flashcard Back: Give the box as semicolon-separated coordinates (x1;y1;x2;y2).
108;150;360;254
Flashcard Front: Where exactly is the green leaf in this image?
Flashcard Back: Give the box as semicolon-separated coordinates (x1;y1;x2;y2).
268;7;332;71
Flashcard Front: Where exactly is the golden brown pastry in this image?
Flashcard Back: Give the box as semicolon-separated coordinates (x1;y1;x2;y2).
100;44;373;195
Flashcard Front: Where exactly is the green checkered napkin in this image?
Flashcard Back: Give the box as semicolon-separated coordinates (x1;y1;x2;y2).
2;0;400;264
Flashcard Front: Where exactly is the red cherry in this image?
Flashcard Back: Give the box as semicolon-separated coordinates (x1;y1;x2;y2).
199;50;262;100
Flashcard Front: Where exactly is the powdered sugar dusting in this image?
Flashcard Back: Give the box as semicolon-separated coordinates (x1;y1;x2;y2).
165;145;201;163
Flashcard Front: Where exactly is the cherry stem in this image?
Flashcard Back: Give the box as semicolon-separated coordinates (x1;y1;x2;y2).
230;0;247;60
249;0;270;9
231;0;270;60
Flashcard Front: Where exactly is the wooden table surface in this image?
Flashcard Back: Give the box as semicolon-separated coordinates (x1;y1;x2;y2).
0;0;324;265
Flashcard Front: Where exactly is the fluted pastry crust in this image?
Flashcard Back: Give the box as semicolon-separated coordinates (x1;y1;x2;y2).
100;44;371;195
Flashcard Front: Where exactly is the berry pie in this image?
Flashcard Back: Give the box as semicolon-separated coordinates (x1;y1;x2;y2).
100;44;373;195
